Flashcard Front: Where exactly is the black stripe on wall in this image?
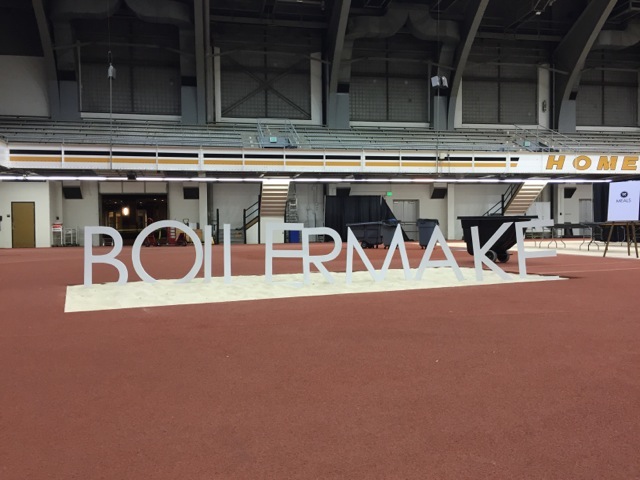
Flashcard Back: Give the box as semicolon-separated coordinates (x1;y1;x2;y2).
10;149;61;155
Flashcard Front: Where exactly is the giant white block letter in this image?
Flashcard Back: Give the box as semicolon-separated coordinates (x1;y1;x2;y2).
84;226;127;286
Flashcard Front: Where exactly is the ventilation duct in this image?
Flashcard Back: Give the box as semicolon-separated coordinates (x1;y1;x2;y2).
595;20;640;49
51;0;191;28
51;0;122;21
124;0;192;28
346;3;459;43
431;184;447;199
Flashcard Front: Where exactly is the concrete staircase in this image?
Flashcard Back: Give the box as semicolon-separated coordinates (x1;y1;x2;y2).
504;180;548;215
260;178;291;218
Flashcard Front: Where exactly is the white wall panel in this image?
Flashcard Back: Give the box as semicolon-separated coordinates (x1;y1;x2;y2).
0;182;51;248
0;56;49;117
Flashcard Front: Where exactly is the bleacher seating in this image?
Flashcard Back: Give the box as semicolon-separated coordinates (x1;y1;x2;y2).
1;117;639;153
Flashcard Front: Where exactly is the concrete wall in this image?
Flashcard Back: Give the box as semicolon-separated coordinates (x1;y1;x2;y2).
0;180;598;248
0;182;51;248
210;183;261;229
167;182;200;226
0;56;49;117
555;184;593;225
62;182;100;246
452;184;507;239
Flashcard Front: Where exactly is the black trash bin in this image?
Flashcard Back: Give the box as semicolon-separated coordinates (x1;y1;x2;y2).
458;215;535;263
382;219;399;248
417;218;440;249
346;221;384;248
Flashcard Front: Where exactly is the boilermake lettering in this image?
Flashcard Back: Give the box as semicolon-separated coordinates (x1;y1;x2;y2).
83;219;555;287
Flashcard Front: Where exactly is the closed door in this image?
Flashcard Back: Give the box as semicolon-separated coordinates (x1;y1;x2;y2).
579;199;593;237
392;200;419;240
12;202;36;248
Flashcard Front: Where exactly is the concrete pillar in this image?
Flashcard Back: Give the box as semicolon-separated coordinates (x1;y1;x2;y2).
446;183;456;240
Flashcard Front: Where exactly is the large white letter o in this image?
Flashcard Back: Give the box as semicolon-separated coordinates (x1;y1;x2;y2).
132;220;203;284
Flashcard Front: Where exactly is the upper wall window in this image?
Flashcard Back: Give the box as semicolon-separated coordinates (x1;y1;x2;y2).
73;18;181;116
577;68;638;127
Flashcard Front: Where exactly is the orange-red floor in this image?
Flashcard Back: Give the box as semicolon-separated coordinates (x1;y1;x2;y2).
1;244;639;479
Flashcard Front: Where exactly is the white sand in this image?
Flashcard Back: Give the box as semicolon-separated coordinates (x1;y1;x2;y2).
65;268;563;313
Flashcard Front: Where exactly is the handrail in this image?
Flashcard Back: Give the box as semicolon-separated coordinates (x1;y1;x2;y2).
215;208;220;245
242;198;260;244
484;183;519;216
512;124;582;153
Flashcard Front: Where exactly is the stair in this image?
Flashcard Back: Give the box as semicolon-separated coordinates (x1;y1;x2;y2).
260;178;291;218
217;228;245;244
504;180;548;215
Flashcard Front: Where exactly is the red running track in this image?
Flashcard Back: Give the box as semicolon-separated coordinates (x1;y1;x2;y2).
0;243;639;479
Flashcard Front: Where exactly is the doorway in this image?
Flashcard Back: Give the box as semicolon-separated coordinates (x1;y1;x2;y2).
11;202;36;248
392;200;419;240
101;194;168;245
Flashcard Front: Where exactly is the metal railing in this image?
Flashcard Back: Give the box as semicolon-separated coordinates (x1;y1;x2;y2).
242;198;260;244
484;183;520;216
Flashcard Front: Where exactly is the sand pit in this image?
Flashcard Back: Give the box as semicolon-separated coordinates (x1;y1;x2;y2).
65;267;563;313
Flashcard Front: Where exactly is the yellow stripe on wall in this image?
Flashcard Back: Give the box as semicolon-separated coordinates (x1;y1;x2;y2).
473;162;508;168
325;161;361;167
204;160;244;166
364;161;400;167
10;155;61;163
286;161;326;167
158;159;200;165
245;160;285;166
399;162;437;167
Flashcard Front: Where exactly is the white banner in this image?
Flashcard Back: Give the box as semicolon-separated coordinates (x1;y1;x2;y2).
607;181;640;221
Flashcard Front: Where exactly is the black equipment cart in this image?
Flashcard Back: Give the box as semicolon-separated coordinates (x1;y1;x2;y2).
458;216;535;263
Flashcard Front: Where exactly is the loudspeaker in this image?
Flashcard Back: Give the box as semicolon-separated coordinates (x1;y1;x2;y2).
431;185;447;199
430;76;448;89
336;187;351;197
564;187;576;199
62;186;83;199
183;187;199;199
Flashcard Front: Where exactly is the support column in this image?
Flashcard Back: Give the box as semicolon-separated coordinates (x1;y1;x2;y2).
538;65;551;129
446;183;456;240
326;0;352;129
199;183;208;231
446;0;490;130
553;0;617;132
32;0;60;119
204;0;214;123
194;0;207;124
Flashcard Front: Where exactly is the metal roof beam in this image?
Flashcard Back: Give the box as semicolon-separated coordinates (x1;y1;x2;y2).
446;0;490;130
32;0;60;119
553;0;617;132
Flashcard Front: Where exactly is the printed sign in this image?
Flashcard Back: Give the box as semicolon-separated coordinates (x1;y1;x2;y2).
607;181;640;221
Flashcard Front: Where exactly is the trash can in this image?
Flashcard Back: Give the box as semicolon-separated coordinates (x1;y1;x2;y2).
346;222;384;248
417;218;440;249
289;230;300;243
382;219;399;248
